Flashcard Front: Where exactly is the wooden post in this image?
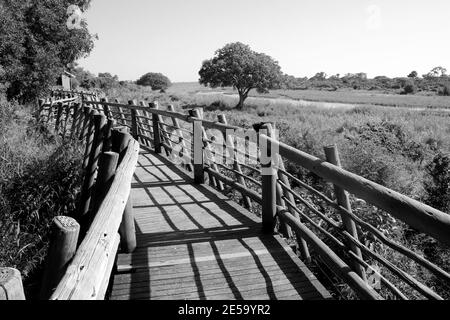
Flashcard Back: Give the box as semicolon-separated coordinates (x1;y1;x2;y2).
111;129;136;253
91;152;119;218
168;105;193;172
149;102;162;154
101;98;112;118
111;127;131;164
115;99;127;127
324;145;367;281
128;100;139;140
119;194;136;253
102;118;116;152
134;102;148;147
37;98;45;121
190;109;222;189
218;114;252;209
69;103;80;140
260;123;277;234
54;102;63;133
79;113;106;220
82;108;95;170
0;268;25;300
39;216;79;299
192;117;204;184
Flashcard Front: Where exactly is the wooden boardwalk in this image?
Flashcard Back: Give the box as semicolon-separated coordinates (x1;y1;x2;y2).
109;149;331;300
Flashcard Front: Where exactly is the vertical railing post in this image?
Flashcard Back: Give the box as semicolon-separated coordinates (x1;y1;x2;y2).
101;97;112;118
79;113;106;225
149;102;162;154
39;216;80;299
260;123;277;234
0;268;25;300
168;105;192;172
218;114;252;209
111;129;137;253
128;100;139;140
192;115;204;184
324;145;367;281
54;102;63;133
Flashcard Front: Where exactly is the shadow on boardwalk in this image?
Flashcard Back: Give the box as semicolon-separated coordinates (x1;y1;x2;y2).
110;149;331;300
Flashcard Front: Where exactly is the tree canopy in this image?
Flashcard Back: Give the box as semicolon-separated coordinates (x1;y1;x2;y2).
198;42;283;109
136;72;172;91
0;0;95;101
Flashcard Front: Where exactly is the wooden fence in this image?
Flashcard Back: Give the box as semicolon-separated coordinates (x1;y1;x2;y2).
2;89;449;300
0;92;140;300
71;90;449;300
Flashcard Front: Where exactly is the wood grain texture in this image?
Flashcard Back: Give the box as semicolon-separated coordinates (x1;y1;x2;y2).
51;140;140;300
109;149;331;300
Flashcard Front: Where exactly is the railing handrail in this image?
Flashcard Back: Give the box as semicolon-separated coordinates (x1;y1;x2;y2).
50;139;140;300
260;133;450;246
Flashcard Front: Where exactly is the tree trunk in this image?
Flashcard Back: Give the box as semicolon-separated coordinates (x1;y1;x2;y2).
236;91;247;110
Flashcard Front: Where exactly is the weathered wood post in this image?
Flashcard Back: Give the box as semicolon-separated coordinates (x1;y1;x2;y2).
115;98;127;126
324;144;367;281
82;107;95;169
54;102;63;133
168;105;193;172
101;97;112;118
69;103;80;140
102;118;116;152
111;129;137;253
260;123;277;234
218;114;252;209
149;102;162;154
79;113;107;222
128;100;139;140
91;152;119;218
39;216;80;299
37;98;45;121
192;112;204;184
190;109;222;189
0;268;25;300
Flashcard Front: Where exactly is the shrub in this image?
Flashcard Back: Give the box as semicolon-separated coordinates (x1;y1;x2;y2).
403;80;417;94
424;153;450;212
0;103;83;298
438;82;450;96
136;72;172;90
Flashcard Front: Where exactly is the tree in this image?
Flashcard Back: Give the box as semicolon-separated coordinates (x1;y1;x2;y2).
424;66;447;79
408;71;418;78
136;72;171;90
198;42;283;109
0;0;95;101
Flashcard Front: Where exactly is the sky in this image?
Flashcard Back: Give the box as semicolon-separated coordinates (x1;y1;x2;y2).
77;0;450;82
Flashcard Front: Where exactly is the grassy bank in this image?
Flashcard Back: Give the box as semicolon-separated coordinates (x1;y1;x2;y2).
0;96;83;298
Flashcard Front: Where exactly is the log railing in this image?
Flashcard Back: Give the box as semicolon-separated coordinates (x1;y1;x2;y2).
31;92;140;300
9;90;445;300
73;91;450;300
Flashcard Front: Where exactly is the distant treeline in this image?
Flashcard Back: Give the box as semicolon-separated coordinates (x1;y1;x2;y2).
283;67;450;95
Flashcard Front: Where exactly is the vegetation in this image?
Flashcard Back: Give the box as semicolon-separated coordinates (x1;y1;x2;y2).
136;72;172;91
0;0;95;102
199;42;284;109
0;95;83;298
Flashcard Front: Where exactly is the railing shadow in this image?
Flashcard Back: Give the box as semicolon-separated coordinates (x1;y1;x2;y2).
119;148;328;300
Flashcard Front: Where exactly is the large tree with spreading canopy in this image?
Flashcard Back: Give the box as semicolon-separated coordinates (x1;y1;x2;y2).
199;42;283;109
0;0;95;101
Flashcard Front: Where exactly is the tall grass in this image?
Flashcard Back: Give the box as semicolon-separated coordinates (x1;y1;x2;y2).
0;95;83;298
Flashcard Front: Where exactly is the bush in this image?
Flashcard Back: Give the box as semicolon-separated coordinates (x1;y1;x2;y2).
439;82;450;96
136;72;172;90
403;80;417;94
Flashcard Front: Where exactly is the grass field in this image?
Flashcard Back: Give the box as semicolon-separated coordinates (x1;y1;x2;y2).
165;82;450;110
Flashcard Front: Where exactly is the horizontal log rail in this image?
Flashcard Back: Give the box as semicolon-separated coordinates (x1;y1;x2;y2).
51;139;139;300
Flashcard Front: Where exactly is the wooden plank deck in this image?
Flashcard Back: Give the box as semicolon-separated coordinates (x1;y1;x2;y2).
109;149;332;300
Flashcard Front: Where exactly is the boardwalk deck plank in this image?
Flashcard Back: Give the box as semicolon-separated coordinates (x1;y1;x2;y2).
109;149;331;300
